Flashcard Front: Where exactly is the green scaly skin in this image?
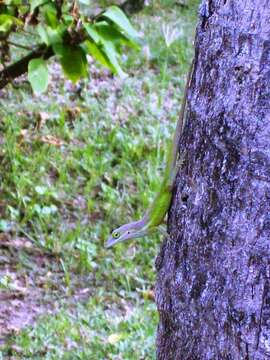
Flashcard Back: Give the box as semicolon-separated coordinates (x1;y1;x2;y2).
106;60;194;248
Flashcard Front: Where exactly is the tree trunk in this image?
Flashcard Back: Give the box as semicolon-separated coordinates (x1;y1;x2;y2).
155;1;270;359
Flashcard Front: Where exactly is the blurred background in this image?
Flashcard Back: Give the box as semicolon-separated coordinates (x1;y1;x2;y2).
0;0;199;358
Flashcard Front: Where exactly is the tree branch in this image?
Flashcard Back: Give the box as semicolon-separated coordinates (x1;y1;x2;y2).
0;0;146;89
7;41;33;51
0;45;53;89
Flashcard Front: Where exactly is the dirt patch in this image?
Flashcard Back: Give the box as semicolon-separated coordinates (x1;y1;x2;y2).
0;234;92;345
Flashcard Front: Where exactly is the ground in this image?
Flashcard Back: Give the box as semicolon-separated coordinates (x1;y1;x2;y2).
0;1;197;358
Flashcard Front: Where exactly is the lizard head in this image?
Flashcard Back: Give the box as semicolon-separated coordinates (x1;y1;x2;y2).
105;221;142;248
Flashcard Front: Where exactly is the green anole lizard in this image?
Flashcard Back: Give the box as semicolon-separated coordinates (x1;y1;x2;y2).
105;60;194;248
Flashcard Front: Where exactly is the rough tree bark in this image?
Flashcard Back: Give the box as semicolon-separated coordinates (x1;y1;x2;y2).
155;1;270;359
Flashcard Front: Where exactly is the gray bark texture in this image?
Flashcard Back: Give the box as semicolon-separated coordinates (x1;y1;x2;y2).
155;0;270;359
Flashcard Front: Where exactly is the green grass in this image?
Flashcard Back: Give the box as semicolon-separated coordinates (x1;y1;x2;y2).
6;299;158;359
0;1;198;358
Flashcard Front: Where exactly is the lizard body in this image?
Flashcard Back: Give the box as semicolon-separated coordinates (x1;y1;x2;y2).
105;60;194;248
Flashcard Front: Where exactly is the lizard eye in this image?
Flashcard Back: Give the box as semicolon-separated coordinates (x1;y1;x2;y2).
112;231;120;239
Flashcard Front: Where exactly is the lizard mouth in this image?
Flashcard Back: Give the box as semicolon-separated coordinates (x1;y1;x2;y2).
105;230;133;248
105;238;116;248
105;235;124;248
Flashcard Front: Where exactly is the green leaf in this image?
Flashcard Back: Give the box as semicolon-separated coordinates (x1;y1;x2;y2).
62;14;73;26
28;58;49;94
30;0;46;13
95;22;139;49
84;21;135;76
42;3;58;28
83;40;112;70
6;0;27;5
0;16;12;33
95;22;125;43
37;24;49;45
102;6;140;40
53;44;88;83
0;14;23;32
102;40;126;78
84;23;100;43
37;24;64;45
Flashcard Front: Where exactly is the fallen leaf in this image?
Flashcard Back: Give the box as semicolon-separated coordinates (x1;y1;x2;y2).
142;289;155;301
36;111;50;130
108;333;124;344
39;135;66;147
19;129;34;143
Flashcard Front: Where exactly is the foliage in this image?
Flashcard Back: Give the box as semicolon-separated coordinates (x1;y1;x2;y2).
28;57;49;93
0;0;140;92
0;0;199;358
5;299;158;359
